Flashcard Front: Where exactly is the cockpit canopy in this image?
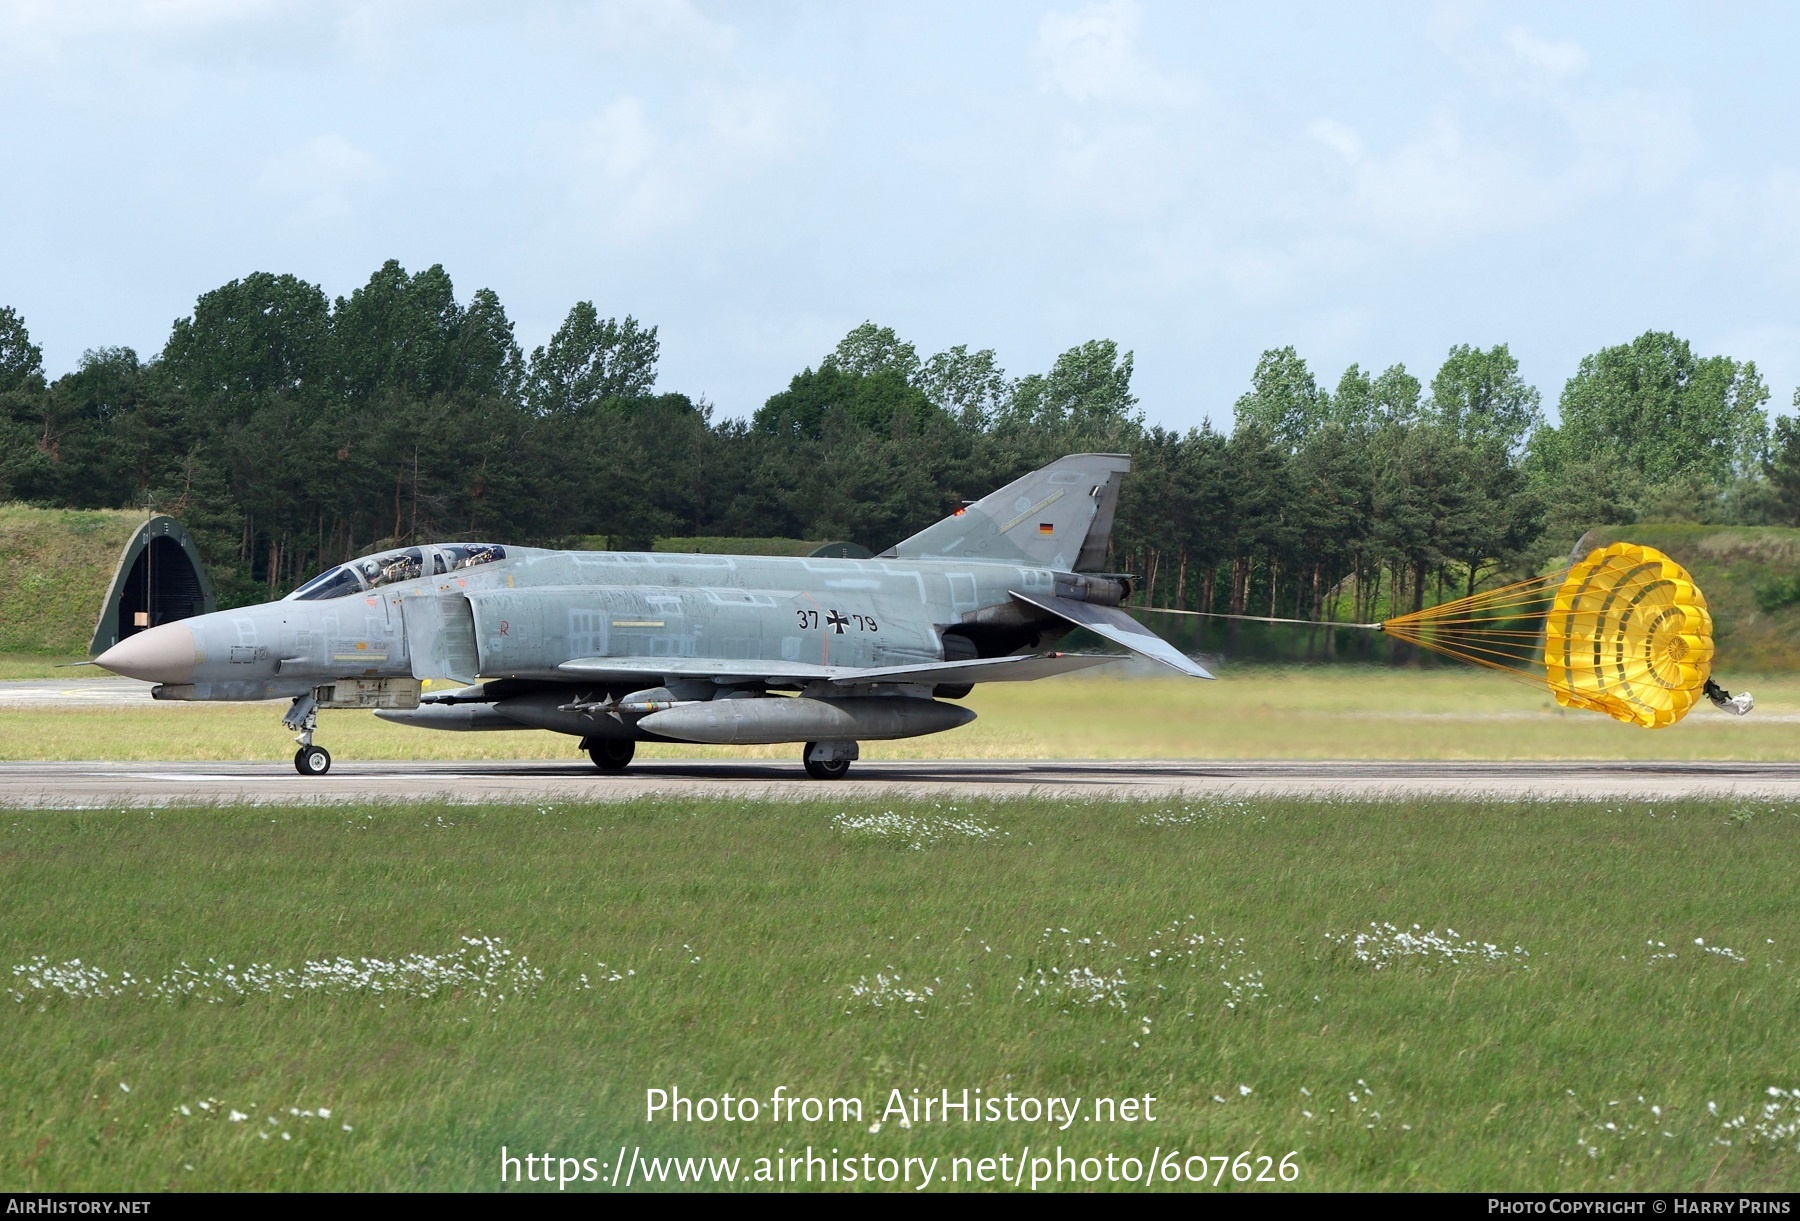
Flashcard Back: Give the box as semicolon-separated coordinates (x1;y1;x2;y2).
287;543;507;601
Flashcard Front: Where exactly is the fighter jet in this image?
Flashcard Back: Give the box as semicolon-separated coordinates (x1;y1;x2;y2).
93;453;1210;778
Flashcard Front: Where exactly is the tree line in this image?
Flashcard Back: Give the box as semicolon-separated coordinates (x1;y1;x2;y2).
3;260;1798;653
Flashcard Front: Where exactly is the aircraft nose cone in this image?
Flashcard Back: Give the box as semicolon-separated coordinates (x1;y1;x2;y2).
95;623;197;683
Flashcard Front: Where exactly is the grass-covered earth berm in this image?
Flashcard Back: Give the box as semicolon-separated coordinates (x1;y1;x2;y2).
5;795;1798;1192
0;505;143;656
1576;524;1800;672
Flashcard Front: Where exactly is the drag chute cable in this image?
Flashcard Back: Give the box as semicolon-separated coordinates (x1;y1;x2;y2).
1136;543;1736;728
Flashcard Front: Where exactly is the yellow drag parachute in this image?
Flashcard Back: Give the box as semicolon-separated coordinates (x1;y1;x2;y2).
1542;544;1713;728
1380;543;1716;729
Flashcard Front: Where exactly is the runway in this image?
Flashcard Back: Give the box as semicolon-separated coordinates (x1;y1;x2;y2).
3;758;1800;806
0;677;156;706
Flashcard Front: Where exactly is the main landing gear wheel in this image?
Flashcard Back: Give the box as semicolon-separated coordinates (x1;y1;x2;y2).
587;739;636;772
294;745;331;776
803;741;852;781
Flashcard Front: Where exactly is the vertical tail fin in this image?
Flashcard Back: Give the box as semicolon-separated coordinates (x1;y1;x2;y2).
879;453;1131;571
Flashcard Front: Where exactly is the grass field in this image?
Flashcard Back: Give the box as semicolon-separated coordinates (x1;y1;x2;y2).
0;655;93;680
4;794;1798;1192
5;668;1800;763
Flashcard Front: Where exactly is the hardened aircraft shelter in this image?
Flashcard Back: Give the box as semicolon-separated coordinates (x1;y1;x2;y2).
88;514;216;655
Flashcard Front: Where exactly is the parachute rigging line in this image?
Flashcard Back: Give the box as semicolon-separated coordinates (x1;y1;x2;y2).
1136;543;1718;728
1135;608;1378;629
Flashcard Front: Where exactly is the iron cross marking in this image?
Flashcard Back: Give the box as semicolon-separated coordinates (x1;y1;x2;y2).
826;610;849;634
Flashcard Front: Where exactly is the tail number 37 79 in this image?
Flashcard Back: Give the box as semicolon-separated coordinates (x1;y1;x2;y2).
796;609;877;634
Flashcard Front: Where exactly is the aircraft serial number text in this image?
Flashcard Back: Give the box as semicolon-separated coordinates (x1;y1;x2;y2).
796;609;878;634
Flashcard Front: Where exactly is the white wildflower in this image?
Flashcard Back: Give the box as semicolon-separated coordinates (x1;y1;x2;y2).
6;936;543;1005
845;970;936;1014
831;810;1004;850
1326;923;1529;970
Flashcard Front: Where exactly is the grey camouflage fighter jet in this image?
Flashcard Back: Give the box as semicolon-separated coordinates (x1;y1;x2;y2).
93;453;1210;778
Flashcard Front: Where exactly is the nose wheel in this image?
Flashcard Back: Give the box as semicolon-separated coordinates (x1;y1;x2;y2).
294;745;332;775
284;692;330;777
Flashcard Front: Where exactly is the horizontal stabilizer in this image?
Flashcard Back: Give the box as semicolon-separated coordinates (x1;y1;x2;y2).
555;651;1118;687
1010;590;1213;678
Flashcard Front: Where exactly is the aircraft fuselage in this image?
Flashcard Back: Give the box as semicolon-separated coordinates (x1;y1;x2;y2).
98;548;1101;701
90;453;1208;777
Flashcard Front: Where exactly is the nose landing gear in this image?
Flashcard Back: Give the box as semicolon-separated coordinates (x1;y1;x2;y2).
284;692;331;776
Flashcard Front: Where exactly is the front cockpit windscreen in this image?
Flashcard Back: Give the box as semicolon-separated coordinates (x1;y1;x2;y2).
288;544;507;601
288;565;364;601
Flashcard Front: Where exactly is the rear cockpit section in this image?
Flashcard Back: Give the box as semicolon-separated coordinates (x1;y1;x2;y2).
288;543;507;601
444;543;506;571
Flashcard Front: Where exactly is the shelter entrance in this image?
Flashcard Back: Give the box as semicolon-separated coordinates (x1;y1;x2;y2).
118;536;208;636
89;515;218;655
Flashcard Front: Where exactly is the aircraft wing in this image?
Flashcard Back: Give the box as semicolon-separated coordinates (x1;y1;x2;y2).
1008;590;1214;679
557;656;837;683
554;652;1117;686
826;652;1116;686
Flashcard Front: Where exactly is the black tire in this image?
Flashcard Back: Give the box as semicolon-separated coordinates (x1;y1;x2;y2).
803;742;851;780
294;745;331;776
587;739;636;772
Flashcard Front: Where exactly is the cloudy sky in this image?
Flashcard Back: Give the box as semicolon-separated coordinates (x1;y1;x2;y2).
3;0;1797;430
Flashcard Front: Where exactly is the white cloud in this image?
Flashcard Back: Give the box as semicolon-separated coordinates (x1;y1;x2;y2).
1557;85;1696;187
1036;0;1141;102
255;134;380;227
1690;169;1800;272
1331;112;1553;242
0;0;280;36
1023;0;1207;225
517;0;808;246
552;0;736;59
579;98;659;192
1;4;1794;431
1307;118;1364;164
0;0;357;74
1503;25;1589;79
1033;0;1191;106
1217;239;1359;308
697;82;796;168
1302;23;1695;247
0;0;285;58
562;83;806;242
